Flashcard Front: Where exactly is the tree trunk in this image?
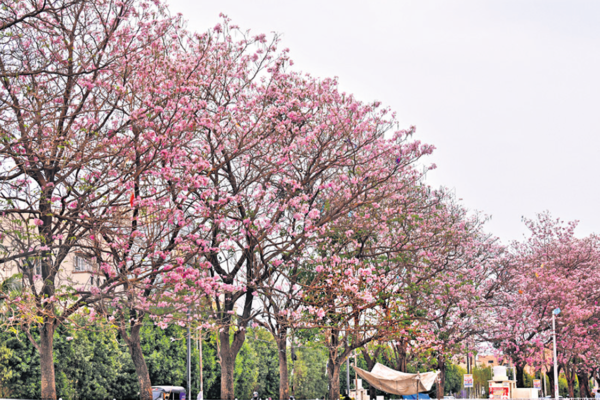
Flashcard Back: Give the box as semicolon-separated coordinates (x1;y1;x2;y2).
220;347;235;400
564;363;576;399
394;339;408;373
547;364;562;398
219;328;246;400
277;336;290;400
567;377;574;398
437;354;446;399
123;325;153;400
39;322;56;400
576;369;590;398
328;359;342;400
516;363;525;389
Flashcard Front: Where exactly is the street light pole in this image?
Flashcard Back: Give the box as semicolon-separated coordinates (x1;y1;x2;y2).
187;308;192;400
354;350;358;392
552;308;561;400
347;354;351;397
198;330;203;400
346;334;351;398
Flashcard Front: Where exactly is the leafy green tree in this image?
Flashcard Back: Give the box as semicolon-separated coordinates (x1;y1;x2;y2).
53;322;138;400
0;344;13;397
0;321;139;400
559;374;570;397
234;340;259;399
444;364;466;396
0;322;336;399
201;331;222;399
139;322;222;398
291;344;328;399
141;324;189;386
472;366;492;397
523;370;534;388
0;328;40;399
247;328;280;398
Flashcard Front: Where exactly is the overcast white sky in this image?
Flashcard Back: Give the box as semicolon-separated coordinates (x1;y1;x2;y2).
167;0;600;244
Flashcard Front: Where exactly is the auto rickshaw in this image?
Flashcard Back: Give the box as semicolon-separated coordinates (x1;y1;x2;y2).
152;386;187;400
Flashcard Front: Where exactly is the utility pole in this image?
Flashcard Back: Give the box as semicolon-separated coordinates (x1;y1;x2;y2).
347;334;351;398
467;354;471;399
187;310;191;400
291;332;295;397
198;330;203;400
347;355;351;397
552;308;561;399
354;350;358;392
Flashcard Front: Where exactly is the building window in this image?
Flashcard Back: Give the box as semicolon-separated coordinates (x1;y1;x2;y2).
34;260;42;275
488;360;494;364
74;255;93;272
24;258;42;275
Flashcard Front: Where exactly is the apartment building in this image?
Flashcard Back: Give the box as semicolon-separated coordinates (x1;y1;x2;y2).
0;249;104;291
456;354;541;376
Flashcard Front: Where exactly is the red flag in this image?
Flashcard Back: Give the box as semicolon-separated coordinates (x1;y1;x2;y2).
130;192;135;208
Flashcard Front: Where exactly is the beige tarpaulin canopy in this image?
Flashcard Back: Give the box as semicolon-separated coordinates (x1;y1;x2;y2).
353;363;439;395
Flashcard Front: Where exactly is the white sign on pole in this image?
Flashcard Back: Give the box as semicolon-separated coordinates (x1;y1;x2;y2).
464;374;473;388
533;379;541;390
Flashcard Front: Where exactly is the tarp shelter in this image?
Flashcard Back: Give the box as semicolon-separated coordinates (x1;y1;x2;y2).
353;363;439;395
403;395;431;400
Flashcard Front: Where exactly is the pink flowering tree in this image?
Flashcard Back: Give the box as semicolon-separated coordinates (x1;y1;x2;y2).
79;31;215;400
176;23;436;398
0;1;192;398
485;212;600;396
257;272;305;400
293;183;501;399
413;200;503;399
247;76;436;399
78;17;307;399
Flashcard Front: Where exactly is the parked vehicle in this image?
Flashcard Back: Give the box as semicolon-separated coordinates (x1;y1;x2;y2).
152;386;187;400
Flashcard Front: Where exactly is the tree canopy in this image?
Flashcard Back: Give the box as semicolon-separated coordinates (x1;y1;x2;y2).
2;1;600;400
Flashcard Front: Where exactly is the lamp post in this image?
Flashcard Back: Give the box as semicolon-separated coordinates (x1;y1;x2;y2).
187;309;191;400
347;334;351;398
552;308;560;399
198;329;203;400
347;355;351;397
354;350;358;396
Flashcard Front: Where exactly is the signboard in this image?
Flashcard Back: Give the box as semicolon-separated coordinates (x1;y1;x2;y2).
464;374;473;388
533;379;542;390
490;387;509;399
595;391;600;400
